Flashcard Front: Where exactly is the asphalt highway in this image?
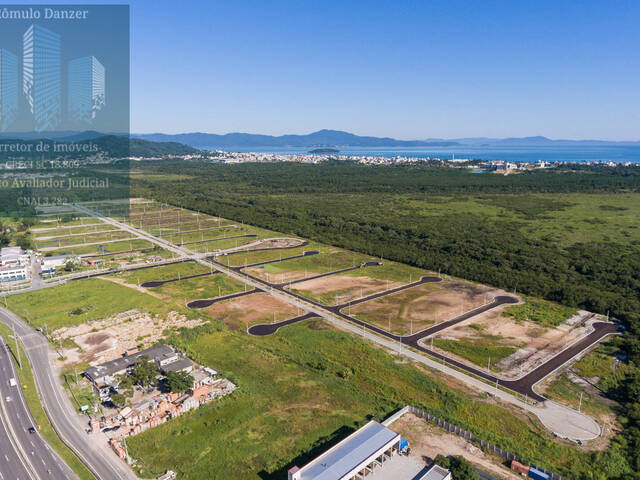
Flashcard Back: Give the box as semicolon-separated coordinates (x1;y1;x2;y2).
0;308;137;480
0;375;33;480
0;341;76;480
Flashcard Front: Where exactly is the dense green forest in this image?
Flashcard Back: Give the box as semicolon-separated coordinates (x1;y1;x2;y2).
128;160;640;478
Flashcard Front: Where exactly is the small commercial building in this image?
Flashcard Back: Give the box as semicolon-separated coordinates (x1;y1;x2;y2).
288;421;406;480
0;265;29;283
41;254;77;274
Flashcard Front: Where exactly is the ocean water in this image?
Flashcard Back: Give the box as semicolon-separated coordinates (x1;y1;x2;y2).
206;144;640;163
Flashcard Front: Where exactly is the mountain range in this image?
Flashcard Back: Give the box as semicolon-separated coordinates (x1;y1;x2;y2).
131;130;640;149
1;130;638;151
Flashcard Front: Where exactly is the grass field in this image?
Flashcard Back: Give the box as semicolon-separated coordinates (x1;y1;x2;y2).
36;230;133;248
125;319;600;480
434;336;520;370
43;238;153;256
502;296;578;327
407;193;640;246
109;261;211;284
150;273;247;303
544;374;615;419
4;278;180;330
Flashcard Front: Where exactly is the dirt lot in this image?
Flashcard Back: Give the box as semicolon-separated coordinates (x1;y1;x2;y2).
393;413;521;480
432;308;596;378
52;310;207;366
288;274;404;305
350;280;498;335
245;266;308;284
203;292;302;330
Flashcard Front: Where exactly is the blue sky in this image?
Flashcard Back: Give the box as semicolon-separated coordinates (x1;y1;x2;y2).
9;0;640;139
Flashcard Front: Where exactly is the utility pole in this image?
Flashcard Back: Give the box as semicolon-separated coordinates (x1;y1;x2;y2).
578;392;583;412
13;327;21;369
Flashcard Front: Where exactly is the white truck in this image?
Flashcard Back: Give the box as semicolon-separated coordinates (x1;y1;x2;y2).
9;378;17;387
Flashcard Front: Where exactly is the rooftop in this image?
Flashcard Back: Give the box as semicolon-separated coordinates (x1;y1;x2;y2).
298;421;400;480
419;465;451;480
85;344;175;381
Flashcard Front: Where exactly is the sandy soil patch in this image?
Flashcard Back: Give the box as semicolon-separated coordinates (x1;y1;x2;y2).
351;280;499;335
245;266;309;284
53;310;207;366
288;274;403;305
203;292;301;330
432;309;597;378
98;276;166;299
393;413;521;480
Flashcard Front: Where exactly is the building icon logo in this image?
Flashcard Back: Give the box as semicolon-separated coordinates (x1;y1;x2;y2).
0;48;18;132
0;22;108;132
23;24;62;132
68;56;105;124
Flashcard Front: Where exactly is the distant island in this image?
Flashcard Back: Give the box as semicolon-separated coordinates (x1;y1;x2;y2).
308;148;339;154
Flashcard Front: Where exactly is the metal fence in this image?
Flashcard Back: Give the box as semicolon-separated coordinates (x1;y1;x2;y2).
387;405;566;480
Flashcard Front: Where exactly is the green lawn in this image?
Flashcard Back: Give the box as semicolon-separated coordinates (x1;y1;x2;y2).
502;296;577;327
434;335;519;369
150;273;247;302
110;261;211;284
544;374;615;419
43;238;152;256
4;278;179;330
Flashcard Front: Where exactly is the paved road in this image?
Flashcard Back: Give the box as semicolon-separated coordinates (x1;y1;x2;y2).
0;341;77;480
187;288;261;309
141;271;218;288
0;357;34;480
0;309;137;480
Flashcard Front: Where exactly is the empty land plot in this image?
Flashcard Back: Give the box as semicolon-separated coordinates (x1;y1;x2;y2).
188;236;257;253
150;274;246;303
350;278;494;335
33;224;114;238
33;216;94;228
37;230;133;248
4;278;178;331
245;246;373;283
344;260;431;283
429;302;592;375
159;225;248;243
110;261;211;285
221;244;309;267
202;292;301;330
53;310;208;366
288;273;404;305
538;340;626;425
43;238;153;256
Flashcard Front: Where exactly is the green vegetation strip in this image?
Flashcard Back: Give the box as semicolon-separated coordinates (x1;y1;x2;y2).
503;297;578;328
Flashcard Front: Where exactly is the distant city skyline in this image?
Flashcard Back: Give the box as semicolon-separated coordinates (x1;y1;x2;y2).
6;0;640;140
